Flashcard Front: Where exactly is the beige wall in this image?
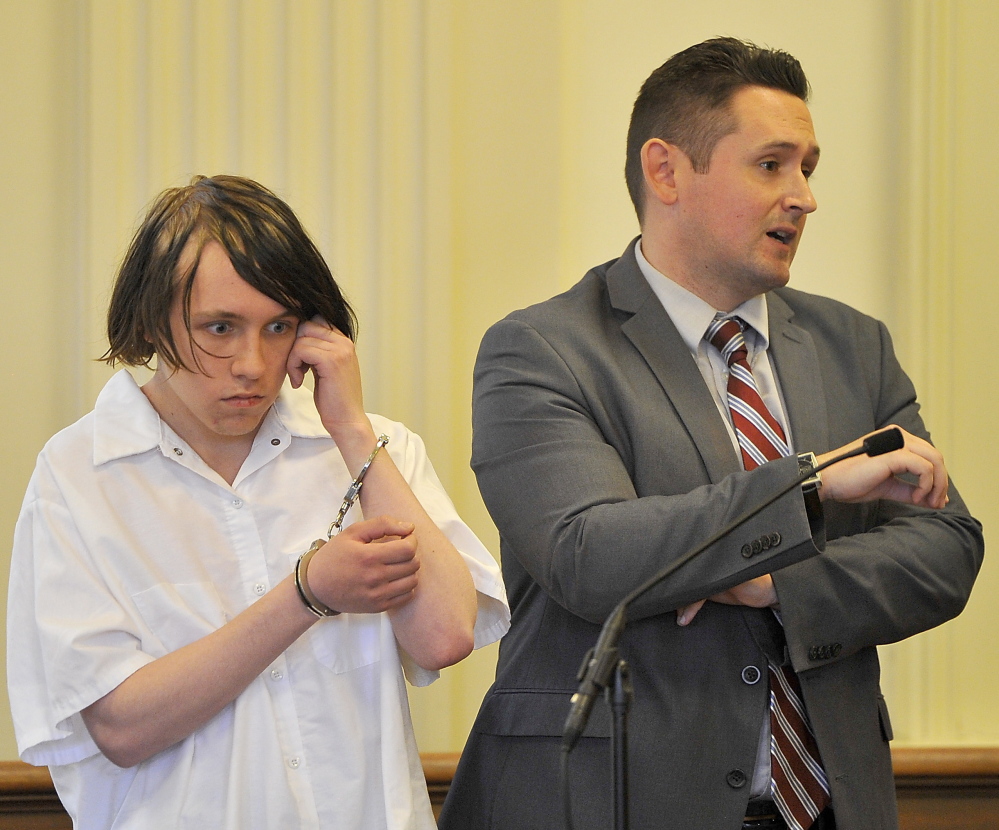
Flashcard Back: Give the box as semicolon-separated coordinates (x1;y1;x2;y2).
0;0;994;761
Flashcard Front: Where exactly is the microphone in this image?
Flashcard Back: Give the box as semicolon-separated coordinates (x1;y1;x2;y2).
561;427;904;752
863;427;904;457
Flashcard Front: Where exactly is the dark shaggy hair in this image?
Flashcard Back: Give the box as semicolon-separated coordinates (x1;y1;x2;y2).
625;37;810;222
102;174;356;370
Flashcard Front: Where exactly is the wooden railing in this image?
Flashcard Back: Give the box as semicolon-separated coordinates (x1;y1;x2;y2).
1;748;997;828
893;747;999;830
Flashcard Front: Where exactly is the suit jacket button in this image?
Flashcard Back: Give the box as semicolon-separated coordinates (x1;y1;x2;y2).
741;666;762;685
808;646;821;661
769;532;781;547
741;544;753;558
726;769;748;788
751;539;763;555
831;643;842;657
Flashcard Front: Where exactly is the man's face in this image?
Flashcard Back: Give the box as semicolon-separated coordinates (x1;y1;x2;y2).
672;85;820;310
145;239;300;457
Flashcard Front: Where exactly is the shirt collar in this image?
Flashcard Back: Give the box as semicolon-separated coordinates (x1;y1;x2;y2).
92;369;330;467
634;238;771;354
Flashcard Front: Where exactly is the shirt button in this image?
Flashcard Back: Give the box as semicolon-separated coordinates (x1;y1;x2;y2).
232;498;243;509
288;757;301;769
254;583;266;595
271;438;281;446
172;447;184;456
741;665;762;685
270;669;283;681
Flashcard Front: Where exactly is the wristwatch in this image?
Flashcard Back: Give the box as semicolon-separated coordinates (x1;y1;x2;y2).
796;451;822;494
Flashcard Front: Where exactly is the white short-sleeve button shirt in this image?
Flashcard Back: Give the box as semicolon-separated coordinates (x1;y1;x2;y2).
8;370;510;830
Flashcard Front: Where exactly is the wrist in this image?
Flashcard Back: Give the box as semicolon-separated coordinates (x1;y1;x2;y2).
797;452;822;494
325;422;379;468
295;540;341;618
797;451;826;549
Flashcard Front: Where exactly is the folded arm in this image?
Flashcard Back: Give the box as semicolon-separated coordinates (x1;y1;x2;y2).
288;318;477;670
471;317;821;624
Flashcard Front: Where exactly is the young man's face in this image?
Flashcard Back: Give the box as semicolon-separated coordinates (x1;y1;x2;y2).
144;239;300;458
673;84;820;310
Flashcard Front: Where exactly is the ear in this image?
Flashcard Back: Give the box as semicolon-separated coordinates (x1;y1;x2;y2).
640;138;682;208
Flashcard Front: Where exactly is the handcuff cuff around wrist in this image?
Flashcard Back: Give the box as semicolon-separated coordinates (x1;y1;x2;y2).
294;434;391;618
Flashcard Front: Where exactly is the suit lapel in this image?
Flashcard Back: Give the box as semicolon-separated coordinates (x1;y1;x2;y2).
606;242;740;484
766;292;830;454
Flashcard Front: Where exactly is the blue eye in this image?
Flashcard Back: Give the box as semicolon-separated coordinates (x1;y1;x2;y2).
207;322;231;335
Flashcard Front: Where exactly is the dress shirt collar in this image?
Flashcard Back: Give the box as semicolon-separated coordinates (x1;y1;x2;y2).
634;238;771;353
92;369;330;467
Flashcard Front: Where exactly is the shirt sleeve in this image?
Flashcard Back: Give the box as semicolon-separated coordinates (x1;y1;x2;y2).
7;467;154;766
373;417;510;686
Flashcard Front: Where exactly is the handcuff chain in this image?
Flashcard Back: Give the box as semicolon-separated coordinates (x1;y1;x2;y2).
327;434;390;538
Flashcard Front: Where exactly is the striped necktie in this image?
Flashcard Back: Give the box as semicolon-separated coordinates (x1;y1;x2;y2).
706;315;831;830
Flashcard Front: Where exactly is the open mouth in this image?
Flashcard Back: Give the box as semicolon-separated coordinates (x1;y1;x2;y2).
767;230;794;245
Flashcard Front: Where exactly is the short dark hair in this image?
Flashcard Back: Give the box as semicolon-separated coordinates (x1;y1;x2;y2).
625;37;810;222
102;174;357;370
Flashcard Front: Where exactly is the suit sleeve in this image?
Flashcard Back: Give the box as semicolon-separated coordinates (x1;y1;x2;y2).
471;316;822;624
775;318;984;671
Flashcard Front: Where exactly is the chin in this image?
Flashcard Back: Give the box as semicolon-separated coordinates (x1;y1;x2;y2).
212;415;267;438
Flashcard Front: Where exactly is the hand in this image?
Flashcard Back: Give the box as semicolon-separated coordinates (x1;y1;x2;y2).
676;575;778;626
286;317;371;441
305;516;420;614
818;425;949;509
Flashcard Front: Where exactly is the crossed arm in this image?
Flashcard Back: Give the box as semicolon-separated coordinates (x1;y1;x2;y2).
82;321;477;768
471;312;980;648
676;425;952;625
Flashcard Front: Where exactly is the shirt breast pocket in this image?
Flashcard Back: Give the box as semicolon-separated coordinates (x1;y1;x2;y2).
285;550;383;674
131;582;228;657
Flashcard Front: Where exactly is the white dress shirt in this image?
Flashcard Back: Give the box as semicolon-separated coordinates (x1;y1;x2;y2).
635;239;796;799
634;239;795;455
8;369;510;830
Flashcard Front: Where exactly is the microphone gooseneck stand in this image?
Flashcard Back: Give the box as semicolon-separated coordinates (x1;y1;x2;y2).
559;428;904;830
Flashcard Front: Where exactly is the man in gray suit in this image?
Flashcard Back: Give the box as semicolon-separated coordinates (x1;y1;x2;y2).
439;38;984;830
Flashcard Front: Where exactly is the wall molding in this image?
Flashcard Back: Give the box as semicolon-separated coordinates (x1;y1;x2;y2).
2;748;997;828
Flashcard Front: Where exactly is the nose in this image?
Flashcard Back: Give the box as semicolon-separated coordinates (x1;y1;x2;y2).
785;174;817;215
231;333;265;379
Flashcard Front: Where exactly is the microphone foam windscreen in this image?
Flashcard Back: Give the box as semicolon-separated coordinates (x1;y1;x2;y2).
863;427;904;457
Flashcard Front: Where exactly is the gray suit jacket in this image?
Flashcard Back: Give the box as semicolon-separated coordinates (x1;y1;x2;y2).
440;241;983;830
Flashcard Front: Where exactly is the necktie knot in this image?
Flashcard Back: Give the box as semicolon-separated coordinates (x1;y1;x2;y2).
704;314;790;467
706;316;748;367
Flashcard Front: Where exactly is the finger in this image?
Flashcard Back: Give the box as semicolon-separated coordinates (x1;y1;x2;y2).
892;447;943;508
890;428;949;506
344;516;416;543
923;450;949;509
310;314;346;338
359;554;421;583
285;343;309;388
297;316;346;341
677;599;706;627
